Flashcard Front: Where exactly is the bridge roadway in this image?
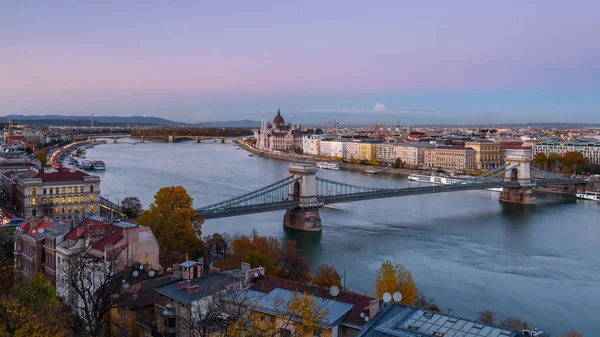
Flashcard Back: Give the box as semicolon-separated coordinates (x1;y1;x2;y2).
199;178;582;220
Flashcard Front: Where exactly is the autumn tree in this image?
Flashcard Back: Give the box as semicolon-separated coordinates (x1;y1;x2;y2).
276;241;311;282
532;152;548;170
561;330;583;337
137;186;202;258
35;149;47;166
499;317;527;330
313;264;341;288
375;261;417;306
121;196;143;219
478;310;496;324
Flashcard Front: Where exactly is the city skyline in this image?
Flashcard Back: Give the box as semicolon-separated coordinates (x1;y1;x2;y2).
1;1;600;124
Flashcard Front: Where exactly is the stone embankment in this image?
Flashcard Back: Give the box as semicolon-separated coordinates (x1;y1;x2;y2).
237;141;427;177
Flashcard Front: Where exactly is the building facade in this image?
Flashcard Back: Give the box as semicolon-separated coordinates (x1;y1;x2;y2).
394;143;432;166
255;109;304;152
424;147;476;171
329;140;346;158
465;140;502;169
357;141;378;161
533;140;600;165
345;141;359;160
13;167;101;220
375;143;397;163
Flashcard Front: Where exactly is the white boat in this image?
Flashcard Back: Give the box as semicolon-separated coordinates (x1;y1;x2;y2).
316;162;340;170
408;173;503;192
92;160;106;170
576;190;600;201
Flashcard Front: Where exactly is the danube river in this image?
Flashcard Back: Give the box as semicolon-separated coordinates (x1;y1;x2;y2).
87;141;599;335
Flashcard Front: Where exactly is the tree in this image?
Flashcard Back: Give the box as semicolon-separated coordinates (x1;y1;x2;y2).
374;261;417;306
561;330;583;337
360;159;370;165
137;186;202;258
478;310;496;324
333;156;343;162
35;149;47;166
58;248;138;337
25;147;33;155
313;264;341;288
532;152;548;170
276;241;311;282
392;158;405;169
120;196;143;219
0;228;15;261
499;317;527;330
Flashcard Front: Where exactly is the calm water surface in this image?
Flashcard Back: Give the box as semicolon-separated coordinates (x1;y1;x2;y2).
87;141;600;335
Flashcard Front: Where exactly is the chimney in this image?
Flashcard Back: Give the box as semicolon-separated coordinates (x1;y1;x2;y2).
178;280;191;289
76;223;86;238
186;285;200;294
368;299;380;320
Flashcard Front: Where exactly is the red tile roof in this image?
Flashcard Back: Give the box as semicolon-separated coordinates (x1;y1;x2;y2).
21;167;90;183
64;217;126;252
250;275;376;326
19;220;55;240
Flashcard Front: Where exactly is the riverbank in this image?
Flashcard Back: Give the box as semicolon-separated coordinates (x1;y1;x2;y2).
238;141;427;177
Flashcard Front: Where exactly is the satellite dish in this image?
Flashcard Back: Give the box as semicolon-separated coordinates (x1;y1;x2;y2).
329;285;340;297
132;270;139;278
360;312;365;318
393;291;402;302
38;228;45;234
122;282;129;289
365;316;370;322
148;270;155;278
32;229;36;234
383;292;392;303
139;265;144;270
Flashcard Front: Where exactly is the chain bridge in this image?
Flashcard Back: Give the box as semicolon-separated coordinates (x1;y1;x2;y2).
196;149;586;231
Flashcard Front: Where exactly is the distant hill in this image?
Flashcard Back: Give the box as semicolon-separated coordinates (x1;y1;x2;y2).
194;119;261;128
2;115;182;126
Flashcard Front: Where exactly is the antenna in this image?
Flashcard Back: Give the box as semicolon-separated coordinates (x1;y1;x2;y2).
383;292;392;303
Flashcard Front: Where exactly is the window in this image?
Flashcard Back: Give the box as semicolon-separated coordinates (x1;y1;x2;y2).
68;187;72;193
62;207;66;213
74;186;79;193
55;197;59;204
61;187;66;194
68;207;72;213
31;187;37;195
90;185;94;193
90;194;94;202
55;207;59;214
74;196;79;203
80;206;84;212
90;205;95;212
164;317;176;328
62;197;66;204
55;188;59;194
42;198;47;205
43;189;46;195
80;195;85;202
31;197;37;206
68;197;72;203
181;328;185;337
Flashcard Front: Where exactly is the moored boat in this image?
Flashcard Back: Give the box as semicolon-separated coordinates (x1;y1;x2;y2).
91;160;106;170
576;190;600;201
408;173;503;192
316;162;340;170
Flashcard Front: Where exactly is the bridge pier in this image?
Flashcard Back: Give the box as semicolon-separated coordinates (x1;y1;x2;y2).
196;136;200;143
168;135;174;143
140;136;144;143
113;137;117;144
500;149;536;205
284;163;322;232
221;137;225;143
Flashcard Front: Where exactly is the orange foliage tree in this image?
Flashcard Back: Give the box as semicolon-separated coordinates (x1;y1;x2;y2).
312;264;341;288
374;261;417;306
138;186;203;259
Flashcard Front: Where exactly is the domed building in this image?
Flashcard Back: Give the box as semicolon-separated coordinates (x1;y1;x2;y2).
255;108;304;152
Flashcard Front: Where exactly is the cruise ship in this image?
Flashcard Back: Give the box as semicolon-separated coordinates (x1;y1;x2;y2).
408;173;503;192
575;190;599;201
316;162;340;170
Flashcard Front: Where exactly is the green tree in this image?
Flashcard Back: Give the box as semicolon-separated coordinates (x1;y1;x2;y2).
121;196;143;218
532;152;548;170
313;264;341;287
375;261;417;306
0;228;15;261
137;186;202;258
34;149;47;167
25;147;33;155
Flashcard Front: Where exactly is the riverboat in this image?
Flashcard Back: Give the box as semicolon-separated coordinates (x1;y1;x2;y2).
408;173;503;192
81;160;93;170
91;160;106;170
316;162;340;170
74;147;86;157
575;190;600;201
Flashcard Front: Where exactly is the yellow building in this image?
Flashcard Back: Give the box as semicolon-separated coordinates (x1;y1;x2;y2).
424;146;476;171
357;141;378;161
465;140;501;170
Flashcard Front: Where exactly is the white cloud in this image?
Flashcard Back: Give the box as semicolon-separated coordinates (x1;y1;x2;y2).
373;102;387;112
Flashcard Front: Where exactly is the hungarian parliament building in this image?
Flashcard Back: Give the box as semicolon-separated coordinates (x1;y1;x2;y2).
254;109;304;152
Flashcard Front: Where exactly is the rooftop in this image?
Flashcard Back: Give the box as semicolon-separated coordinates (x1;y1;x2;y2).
356;303;517;337
154;273;239;305
20;167;96;183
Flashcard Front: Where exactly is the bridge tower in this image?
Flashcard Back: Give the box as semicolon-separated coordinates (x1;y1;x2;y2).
500;149;536;204
284;163;322;231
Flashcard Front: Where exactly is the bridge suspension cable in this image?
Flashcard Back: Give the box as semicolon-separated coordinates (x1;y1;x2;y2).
315;177;387;197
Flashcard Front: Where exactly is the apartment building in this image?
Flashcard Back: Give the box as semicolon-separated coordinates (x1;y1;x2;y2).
424;146;476;171
320;140;332;157
345;141;360;160
329;140;346;158
533;140;600;164
375;143;397;163
357;141;380;161
394;143;434;166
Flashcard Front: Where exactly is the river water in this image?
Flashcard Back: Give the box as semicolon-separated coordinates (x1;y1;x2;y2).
86;141;599;335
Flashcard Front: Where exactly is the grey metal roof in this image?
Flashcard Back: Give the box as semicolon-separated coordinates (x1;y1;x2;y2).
154;273;239;305
357;303;517;337
180;261;199;268
243;288;354;329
